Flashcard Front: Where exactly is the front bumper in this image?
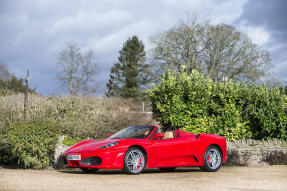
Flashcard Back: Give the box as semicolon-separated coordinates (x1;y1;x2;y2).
63;147;127;169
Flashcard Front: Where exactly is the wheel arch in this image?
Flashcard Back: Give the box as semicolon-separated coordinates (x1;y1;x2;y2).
128;145;148;166
128;145;147;157
208;144;223;158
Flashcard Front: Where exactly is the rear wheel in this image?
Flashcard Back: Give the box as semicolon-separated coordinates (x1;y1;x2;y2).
123;148;146;175
159;167;176;172
80;168;98;173
200;145;222;172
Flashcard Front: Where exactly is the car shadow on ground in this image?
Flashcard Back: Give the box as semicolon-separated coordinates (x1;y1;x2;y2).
57;167;202;175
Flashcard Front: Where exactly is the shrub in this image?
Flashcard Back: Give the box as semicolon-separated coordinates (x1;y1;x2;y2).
0;124;15;164
0;95;155;166
62;136;86;146
147;68;287;140
8;121;58;169
0;95;154;140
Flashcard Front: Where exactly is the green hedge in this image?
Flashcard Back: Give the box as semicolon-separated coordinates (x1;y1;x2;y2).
8;121;59;169
147;68;287;140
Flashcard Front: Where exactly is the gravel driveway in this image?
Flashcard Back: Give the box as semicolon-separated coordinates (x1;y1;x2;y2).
1;166;287;191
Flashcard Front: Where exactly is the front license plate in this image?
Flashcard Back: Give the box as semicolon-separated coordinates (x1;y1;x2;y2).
68;155;81;160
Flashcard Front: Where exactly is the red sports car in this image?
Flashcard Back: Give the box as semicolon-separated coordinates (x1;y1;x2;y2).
63;126;226;175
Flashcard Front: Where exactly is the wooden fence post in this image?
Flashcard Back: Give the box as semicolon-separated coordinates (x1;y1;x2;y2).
24;70;29;120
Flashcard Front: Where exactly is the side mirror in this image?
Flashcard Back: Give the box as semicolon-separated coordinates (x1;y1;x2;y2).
153;133;164;140
107;134;112;137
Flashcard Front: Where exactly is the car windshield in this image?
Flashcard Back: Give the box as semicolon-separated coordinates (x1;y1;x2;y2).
109;126;155;139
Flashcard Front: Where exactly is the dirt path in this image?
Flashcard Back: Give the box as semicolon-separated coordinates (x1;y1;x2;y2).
1;166;287;191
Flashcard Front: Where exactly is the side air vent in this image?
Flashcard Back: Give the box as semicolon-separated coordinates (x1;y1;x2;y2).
192;156;199;163
195;134;200;139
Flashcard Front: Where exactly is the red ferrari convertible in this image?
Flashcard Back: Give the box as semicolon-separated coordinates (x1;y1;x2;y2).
63;126;226;174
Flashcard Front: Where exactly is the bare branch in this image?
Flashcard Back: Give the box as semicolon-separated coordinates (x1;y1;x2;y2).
56;43;97;95
150;18;272;83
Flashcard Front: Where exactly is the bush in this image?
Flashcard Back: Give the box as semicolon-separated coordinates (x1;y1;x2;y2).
8;121;58;169
147;68;287;140
62;136;86;146
0;124;15;164
0;95;154;140
0;95;155;166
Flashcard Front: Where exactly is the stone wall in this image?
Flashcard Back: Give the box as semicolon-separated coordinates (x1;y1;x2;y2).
54;137;287;168
54;135;70;169
226;139;287;166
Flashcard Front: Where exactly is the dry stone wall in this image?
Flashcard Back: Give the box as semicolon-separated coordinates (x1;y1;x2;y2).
226;139;287;166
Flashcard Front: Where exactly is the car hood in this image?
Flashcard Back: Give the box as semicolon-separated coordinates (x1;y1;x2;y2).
66;139;121;153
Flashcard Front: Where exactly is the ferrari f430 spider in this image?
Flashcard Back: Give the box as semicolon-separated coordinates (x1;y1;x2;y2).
63;126;226;174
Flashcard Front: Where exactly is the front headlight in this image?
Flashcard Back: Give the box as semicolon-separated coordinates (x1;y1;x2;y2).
99;142;119;149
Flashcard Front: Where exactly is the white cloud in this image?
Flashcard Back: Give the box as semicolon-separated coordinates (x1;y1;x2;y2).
203;0;248;24
0;0;255;95
238;24;271;45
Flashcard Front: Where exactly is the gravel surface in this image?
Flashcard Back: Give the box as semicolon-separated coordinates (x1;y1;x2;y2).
1;166;287;191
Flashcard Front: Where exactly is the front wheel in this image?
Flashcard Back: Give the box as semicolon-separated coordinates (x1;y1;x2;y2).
123;148;146;175
80;168;98;173
200;146;222;172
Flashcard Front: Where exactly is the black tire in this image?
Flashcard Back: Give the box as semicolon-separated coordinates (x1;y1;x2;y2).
123;147;146;175
200;145;222;172
159;167;176;172
80;168;98;173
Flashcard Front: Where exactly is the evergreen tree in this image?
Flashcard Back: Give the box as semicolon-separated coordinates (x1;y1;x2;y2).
106;36;148;98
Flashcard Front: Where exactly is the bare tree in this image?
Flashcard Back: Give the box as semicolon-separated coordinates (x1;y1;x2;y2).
150;18;272;83
57;43;97;95
202;24;271;82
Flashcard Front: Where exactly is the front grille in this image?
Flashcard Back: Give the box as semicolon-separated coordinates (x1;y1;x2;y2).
80;157;102;166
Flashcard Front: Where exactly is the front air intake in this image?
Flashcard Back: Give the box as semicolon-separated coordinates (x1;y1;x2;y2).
80;157;102;166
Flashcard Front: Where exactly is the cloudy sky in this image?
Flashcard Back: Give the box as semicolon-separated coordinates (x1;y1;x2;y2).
0;0;286;95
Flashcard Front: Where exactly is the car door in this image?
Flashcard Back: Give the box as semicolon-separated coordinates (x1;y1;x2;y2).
149;136;187;167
